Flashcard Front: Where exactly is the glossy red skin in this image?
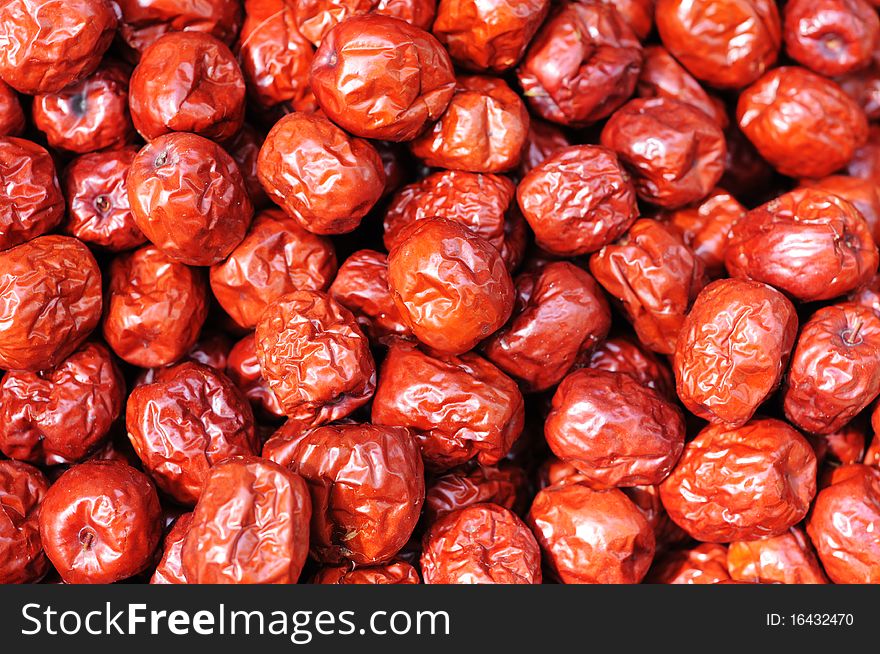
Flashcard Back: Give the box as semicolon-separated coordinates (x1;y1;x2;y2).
529;482;655;584
869;409;880;467
257;112;384;235
63;147;147;252
309;15;455;142
150;512;193;584
545;369;685;488
410;75;529;173
238;0;314;112
600;0;653;40
482;262;612;391
313;561;420;584
674;279;798;427
659;188;745;279
283;423;425;565
728;527;829;584
829;463;877;488
0;81;24;136
726;188;878;302
387;218;514;355
102;245;208;368
588;335;676;400
646;544;731;584
130;32;245;142
210;209;337;329
837;64;880;120
822;461;864;492
784;0;879;77
517;118;571;177
39;461;162;584
800;175;880;246
0;461;50;584
814;418;867;465
226;333;285;419
517;1;642;127
424;462;527;525
186;331;231;372
847;123;880;185
517;145;639;256
262;419;311;468
181;457;311;584
866;438;880;468
111;0;242;58
225;124;269;208
128;132;253;266
591;219;706;354
432;0;548;71
0;343;124;465
133;330;232;389
0;137;65;252
328;249;412;343
0;236;102;372
655;0;780;89
807;465;880;583
384;171;524;270
783;303;880;435
537;456;583;491
737;66;868;179
372;341;524;471
255;291;376;424
293;0;437;46
637;46;728;128
601;97;726;209
32;62;134;154
850;270;880;316
0;0;117;94
422;503;541;584
660;418;817;543
126;362;258;505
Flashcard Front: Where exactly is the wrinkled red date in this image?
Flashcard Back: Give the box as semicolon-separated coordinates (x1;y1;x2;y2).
0;460;50;584
0;342;124;465
39;461;162;584
590;219;706;354
309;15;455;141
783;303;880;435
372;340;524;471
181;457;311;584
257;112;385;235
255;291;376;425
387;218;514;355
0;137;65;252
545;369;685;488
283;422;425;565
807;464;880;583
529;481;656;584
601;97;726;209
517;145;639;256
102;245;208;368
725;188;878;302
210;209;337;329
483;262;612;391
674;279;798;427
660;418;817;542
128;132;254;266
126;362;258;505
0;236;102;372
422;503;541;584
